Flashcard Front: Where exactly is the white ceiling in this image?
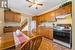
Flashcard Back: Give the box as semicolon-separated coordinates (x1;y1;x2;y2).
8;0;69;16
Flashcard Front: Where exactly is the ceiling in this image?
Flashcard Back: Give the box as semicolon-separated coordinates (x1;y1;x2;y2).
8;0;70;16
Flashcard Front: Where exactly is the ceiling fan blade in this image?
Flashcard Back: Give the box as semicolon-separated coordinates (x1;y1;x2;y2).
37;4;43;6
29;5;32;7
35;7;38;9
26;0;35;4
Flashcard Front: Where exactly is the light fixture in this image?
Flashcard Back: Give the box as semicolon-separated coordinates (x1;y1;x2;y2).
26;0;43;9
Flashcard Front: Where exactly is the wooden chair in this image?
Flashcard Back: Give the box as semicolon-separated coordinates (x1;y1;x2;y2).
20;35;42;50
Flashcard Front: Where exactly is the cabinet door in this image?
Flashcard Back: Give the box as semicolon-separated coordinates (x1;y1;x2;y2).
65;5;72;14
5;11;21;22
44;13;49;21
43;12;56;22
39;16;44;22
5;11;14;22
37;16;43;24
14;14;21;22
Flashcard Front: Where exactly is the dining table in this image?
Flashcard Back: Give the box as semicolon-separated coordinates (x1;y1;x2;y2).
1;31;34;50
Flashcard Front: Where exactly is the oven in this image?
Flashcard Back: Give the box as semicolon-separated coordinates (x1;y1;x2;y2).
53;24;72;48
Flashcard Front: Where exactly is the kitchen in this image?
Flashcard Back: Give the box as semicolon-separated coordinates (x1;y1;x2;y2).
0;0;72;50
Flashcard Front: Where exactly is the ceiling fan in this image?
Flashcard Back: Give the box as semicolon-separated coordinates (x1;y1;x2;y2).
26;0;43;9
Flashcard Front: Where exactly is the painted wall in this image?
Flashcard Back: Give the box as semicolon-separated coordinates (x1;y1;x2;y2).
5;22;20;27
39;22;53;28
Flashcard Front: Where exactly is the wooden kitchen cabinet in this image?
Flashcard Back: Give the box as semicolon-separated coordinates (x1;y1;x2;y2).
38;15;45;22
4;27;14;33
44;12;56;22
14;14;21;22
4;26;19;33
64;4;72;14
37;12;56;25
33;4;72;25
55;4;72;16
5;11;14;22
4;11;21;22
33;27;53;40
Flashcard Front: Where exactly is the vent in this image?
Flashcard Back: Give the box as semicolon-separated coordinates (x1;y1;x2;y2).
60;1;72;8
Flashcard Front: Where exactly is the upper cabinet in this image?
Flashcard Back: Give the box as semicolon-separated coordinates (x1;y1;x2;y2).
14;13;21;22
38;12;56;22
32;4;72;25
4;11;21;22
55;4;72;16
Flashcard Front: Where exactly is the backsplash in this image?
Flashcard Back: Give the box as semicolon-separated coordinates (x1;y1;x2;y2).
39;22;53;28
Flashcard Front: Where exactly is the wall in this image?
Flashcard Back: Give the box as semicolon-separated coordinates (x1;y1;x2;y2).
0;8;4;35
5;22;20;27
39;22;53;28
72;0;75;49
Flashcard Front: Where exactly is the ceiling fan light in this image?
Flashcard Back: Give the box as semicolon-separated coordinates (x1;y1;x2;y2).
29;5;32;7
26;0;43;9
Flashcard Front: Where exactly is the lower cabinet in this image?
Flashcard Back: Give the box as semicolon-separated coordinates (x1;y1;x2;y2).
4;27;19;33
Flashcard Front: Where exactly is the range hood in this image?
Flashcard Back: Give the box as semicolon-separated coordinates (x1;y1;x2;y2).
56;14;71;19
